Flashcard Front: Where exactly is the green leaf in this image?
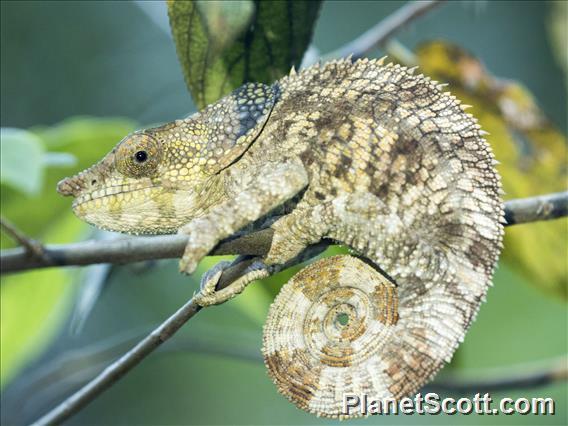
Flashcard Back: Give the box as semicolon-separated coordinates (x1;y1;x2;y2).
42;152;77;167
168;0;322;109
0;128;45;195
0;117;137;387
0;214;85;388
1;117;136;250
195;1;255;59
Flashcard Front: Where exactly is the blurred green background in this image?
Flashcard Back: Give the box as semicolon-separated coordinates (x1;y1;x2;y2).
1;1;566;425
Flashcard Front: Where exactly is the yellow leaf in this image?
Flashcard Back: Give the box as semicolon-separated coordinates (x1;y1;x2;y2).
416;41;567;299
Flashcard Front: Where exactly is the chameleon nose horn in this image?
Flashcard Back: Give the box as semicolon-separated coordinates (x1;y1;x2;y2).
57;175;84;197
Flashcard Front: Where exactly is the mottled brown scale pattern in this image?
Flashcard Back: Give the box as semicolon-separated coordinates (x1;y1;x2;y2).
372;285;399;324
264;348;322;410
320;344;355;367
264;255;406;418
58;57;503;419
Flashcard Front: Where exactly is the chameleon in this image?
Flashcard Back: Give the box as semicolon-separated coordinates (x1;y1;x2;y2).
57;57;504;418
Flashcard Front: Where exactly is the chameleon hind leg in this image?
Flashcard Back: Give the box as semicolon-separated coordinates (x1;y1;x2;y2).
195;227;275;306
194;190;392;307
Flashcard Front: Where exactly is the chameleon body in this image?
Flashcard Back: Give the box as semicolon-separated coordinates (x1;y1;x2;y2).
58;58;504;418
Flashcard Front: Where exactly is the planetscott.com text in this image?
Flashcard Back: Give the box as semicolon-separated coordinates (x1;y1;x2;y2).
343;392;555;416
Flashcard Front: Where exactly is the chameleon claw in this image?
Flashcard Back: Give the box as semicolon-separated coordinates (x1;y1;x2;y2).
178;221;218;275
199;260;232;292
194;258;271;307
178;253;199;275
179;241;215;275
193;263;226;306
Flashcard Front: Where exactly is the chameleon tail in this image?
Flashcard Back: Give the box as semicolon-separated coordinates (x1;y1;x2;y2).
262;248;496;418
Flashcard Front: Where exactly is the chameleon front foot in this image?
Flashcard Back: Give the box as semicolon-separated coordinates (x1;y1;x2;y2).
194;257;271;307
178;219;218;275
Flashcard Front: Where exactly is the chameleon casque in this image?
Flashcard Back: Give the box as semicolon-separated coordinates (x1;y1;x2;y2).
57;57;504;418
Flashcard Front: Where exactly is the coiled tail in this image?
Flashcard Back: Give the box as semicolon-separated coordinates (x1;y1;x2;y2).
262;242;499;418
263;255;402;418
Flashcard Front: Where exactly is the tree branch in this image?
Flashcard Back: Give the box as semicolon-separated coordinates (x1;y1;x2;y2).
503;191;567;225
1;234;190;274
13;324;565;424
328;0;446;60
2;192;566;274
1;216;46;260
6;327;262;421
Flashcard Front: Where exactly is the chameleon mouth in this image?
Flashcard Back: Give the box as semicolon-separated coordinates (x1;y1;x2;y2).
71;184;185;235
71;183;156;209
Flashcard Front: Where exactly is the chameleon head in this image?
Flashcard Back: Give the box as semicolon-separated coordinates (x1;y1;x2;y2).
57;82;280;235
56;130;206;234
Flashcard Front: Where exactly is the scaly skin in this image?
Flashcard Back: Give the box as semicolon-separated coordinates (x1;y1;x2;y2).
58;57;504;418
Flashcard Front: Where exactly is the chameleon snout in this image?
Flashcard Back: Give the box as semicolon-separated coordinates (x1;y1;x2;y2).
57;175;85;197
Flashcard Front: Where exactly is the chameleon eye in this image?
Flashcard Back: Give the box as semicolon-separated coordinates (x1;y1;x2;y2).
116;133;161;178
135;150;148;163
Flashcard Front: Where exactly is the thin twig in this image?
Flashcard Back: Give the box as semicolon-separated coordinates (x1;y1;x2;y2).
30;305;568;426
383;38;419;67
504;191;568;225
30;299;201;426
327;0;446;60
0;216;46;259
1;234;189;273
2;192;567;274
5;326;261;422
12;322;565;424
426;356;568;394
